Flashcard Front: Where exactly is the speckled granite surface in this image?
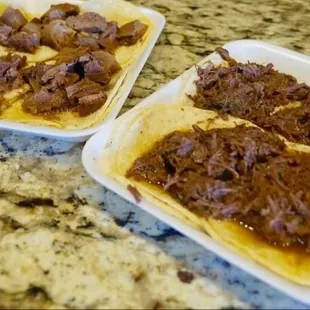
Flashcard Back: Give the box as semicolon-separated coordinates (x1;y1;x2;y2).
1;0;310;308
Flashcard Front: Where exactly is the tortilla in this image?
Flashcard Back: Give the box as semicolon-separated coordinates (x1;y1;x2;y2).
100;104;310;286
0;0;154;130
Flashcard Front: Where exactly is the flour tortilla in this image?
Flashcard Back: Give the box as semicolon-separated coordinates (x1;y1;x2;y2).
0;0;154;129
100;104;310;286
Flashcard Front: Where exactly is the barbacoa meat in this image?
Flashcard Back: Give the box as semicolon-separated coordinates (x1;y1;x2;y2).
66;12;107;33
192;47;310;145
126;125;310;249
118;20;148;46
41;20;76;50
260;105;310;145
41;3;79;23
0;7;27;30
66;78;107;116
244;152;310;247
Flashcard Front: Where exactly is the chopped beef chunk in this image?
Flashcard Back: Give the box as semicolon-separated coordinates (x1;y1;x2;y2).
0;7;27;30
66;78;107;116
9;31;40;53
22;22;41;39
41;19;76;50
74;35;99;50
21;47;119;116
0;23;12;46
55;46;89;65
41;63;71;84
98;21;119;52
92;50;121;74
0;53;27;91
82;54;111;84
56;47;121;85
23;61;79;92
118;20;148;45
41;3;79;23
41;63;79;89
84;50;121;85
22;63;50;86
22;88;70;114
127;125;310;249
66;12;107;33
8;22;41;53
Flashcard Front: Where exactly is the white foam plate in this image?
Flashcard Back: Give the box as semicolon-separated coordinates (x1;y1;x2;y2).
82;40;310;304
0;1;165;142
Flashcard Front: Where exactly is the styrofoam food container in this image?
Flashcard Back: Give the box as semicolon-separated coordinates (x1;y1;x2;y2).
82;40;310;304
0;2;165;142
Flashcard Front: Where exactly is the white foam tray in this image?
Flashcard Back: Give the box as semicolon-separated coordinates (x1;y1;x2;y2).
82;40;310;304
0;2;165;142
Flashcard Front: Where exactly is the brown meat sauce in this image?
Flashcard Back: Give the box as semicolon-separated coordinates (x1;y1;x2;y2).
127;125;310;251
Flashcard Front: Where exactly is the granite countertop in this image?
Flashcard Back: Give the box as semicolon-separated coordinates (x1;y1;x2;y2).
1;0;310;308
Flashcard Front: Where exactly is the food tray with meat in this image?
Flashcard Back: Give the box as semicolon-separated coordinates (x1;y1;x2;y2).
0;0;165;141
82;40;310;304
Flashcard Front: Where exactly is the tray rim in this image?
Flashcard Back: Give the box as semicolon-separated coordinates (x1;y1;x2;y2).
0;3;166;142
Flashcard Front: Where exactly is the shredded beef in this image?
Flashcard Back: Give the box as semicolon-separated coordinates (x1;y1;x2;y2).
8;20;41;53
66;12;107;33
259;105;310;145
41;3;79;23
118;20;148;46
244;153;310;247
0;7;27;30
126;125;310;249
192;48;310;145
127;184;142;203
